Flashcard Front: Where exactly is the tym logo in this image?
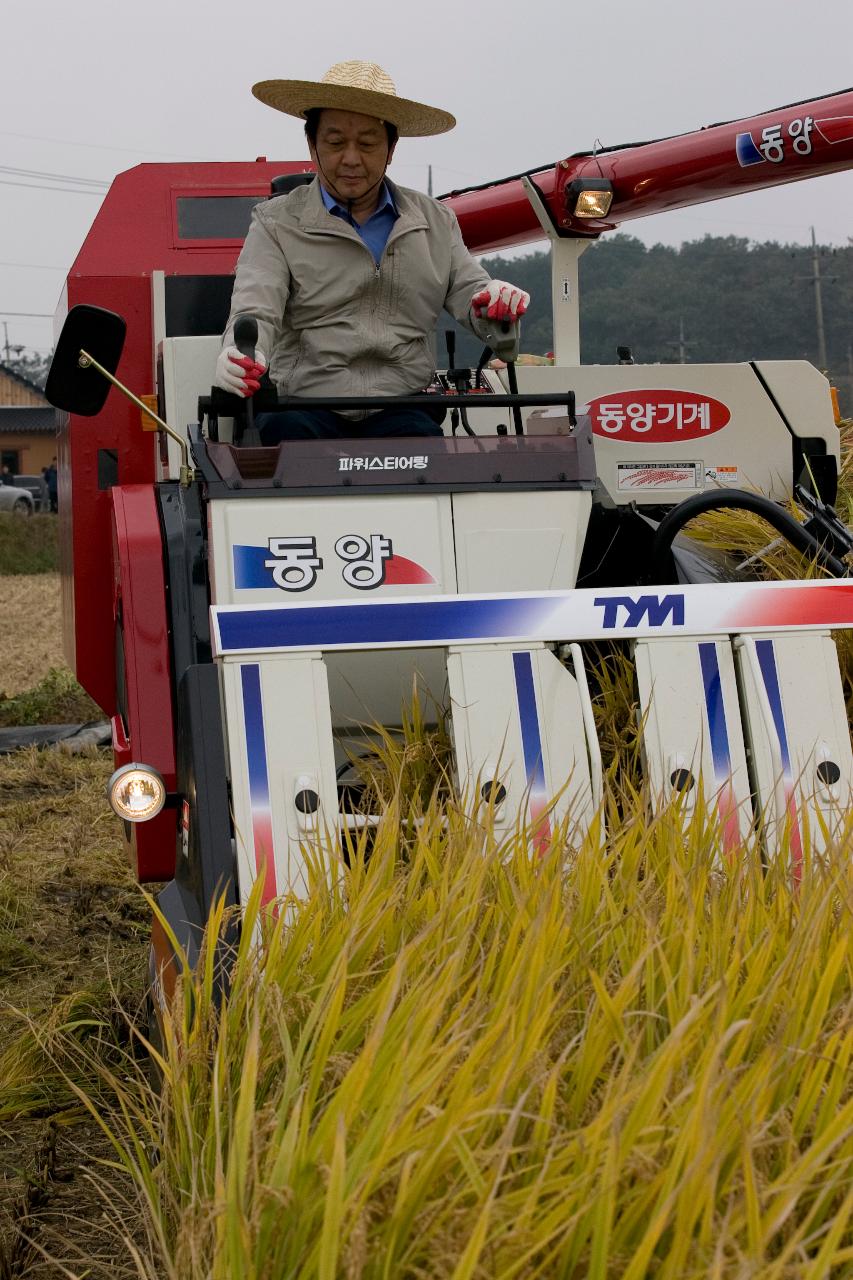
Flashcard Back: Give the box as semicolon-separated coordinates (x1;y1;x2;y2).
594;593;685;629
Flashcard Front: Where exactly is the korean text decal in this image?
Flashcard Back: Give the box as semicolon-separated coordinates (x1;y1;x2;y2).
735;114;853;167
264;533;392;592
736;115;815;166
233;536;435;592
585;390;731;443
339;454;428;473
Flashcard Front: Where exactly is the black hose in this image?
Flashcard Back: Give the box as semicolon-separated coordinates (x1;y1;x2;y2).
651;488;850;581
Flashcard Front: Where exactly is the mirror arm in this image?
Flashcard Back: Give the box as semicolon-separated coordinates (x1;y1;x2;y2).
78;349;193;487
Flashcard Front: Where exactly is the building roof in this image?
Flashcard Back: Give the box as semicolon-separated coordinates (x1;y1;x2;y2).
0;406;56;434
0;361;46;399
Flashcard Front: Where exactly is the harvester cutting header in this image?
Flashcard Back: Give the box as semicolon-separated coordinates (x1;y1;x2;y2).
45;67;853;1000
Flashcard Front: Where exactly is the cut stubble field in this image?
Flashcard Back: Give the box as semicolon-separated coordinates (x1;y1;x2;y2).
0;576;65;698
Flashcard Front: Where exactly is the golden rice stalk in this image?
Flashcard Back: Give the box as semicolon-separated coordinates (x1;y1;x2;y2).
57;797;853;1279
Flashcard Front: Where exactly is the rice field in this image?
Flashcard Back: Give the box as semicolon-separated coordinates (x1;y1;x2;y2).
89;809;853;1279
0;435;851;1276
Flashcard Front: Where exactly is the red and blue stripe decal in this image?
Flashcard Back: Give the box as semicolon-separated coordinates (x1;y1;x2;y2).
698;643;742;858
754;639;804;881
512;652;551;854
240;664;278;905
724;583;853;631
212;580;853;657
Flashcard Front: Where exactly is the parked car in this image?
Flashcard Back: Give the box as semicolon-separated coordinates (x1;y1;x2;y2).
12;474;49;511
0;484;34;515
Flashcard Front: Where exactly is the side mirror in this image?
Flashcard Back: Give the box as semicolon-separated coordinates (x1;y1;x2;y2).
45;304;127;416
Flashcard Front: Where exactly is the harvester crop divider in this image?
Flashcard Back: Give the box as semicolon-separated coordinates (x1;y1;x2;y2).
635;627;853;865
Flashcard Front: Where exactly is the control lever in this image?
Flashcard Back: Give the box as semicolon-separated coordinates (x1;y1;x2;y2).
234;315;259;442
505;354;524;436
444;329;476;437
479;314;521;365
477;317;524;434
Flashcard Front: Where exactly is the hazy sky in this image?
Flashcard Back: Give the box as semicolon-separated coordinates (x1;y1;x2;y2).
2;0;852;355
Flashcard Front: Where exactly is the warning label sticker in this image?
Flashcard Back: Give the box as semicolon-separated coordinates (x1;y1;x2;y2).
617;461;701;491
704;465;740;485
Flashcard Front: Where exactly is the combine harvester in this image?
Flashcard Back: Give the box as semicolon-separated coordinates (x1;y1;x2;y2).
45;86;853;999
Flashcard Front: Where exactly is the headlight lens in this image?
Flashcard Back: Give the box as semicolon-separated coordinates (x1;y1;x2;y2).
107;763;166;822
565;177;615;220
572;188;614;219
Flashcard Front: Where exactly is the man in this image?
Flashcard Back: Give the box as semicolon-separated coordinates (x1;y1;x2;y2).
45;457;58;512
215;61;530;443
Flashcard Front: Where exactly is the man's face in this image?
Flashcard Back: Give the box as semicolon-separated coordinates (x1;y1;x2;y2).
308;109;395;204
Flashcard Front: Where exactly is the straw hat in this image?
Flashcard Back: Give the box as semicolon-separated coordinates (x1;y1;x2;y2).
252;61;456;137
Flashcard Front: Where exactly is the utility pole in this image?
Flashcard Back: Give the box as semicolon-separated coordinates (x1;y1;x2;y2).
665;316;693;364
2;322;9;363
810;226;829;371
427;164;433;198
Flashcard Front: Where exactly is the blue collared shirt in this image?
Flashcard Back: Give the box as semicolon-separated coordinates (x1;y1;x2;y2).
319;181;398;265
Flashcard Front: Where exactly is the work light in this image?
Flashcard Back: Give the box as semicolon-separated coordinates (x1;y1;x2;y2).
107;763;167;823
567;178;614;219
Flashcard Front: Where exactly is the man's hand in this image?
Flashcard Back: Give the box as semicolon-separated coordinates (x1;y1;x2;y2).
214;346;268;397
471;280;530;322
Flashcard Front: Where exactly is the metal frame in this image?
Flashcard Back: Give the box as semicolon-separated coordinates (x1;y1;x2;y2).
520;176;590;366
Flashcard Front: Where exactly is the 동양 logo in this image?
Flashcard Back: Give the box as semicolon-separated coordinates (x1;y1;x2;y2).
585;390;731;444
735;115;816;167
233;535;435;592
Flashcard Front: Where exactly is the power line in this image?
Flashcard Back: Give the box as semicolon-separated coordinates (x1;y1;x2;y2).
0;164;110;200
0;178;106;195
0;164;108;187
0;310;53;317
0;261;65;271
0;127;210;161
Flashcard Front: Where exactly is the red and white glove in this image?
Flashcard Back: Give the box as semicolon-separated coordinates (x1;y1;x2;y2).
215;345;267;397
471;280;530;322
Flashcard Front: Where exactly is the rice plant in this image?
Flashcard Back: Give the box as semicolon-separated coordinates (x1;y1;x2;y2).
66;793;853;1279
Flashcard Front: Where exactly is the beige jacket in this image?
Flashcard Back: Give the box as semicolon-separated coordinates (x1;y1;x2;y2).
223;177;491;401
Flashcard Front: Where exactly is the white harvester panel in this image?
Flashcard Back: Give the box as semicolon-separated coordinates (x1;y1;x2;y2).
446;644;598;848
733;631;853;864
209;493;456;730
208;487;594;735
497;362;839;505
157;335;222;479
452;491;591;593
220;654;338;908
634;637;754;855
208;493;457;605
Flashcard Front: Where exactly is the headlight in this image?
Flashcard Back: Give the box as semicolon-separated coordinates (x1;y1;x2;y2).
566;179;614;219
107;763;166;822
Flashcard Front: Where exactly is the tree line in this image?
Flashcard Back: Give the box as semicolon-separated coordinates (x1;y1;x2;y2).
473;234;853;413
